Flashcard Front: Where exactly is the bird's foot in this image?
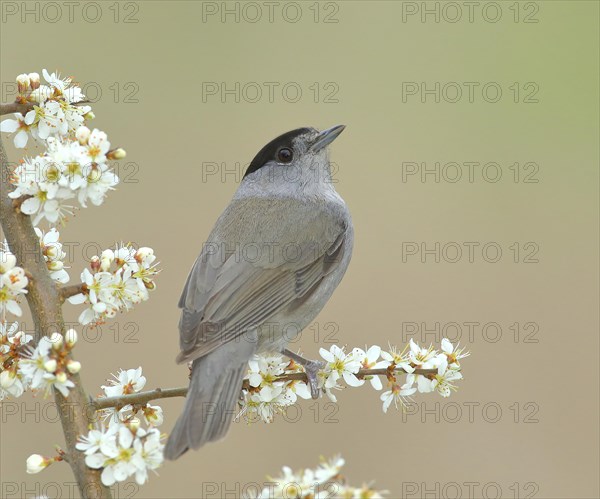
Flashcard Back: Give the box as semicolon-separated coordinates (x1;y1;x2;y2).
303;359;324;400
282;349;324;400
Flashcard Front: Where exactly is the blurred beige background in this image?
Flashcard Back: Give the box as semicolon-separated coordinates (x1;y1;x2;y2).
1;1;598;498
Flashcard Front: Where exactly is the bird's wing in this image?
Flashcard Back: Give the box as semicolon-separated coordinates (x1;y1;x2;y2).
176;198;349;363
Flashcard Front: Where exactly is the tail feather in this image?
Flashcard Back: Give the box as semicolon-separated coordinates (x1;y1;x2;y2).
165;336;257;460
211;365;247;439
194;365;243;447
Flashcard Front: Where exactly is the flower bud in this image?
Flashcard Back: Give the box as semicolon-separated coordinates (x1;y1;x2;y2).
66;360;81;374
136;247;153;257
0;370;16;388
56;371;67;383
128;418;141;431
90;255;101;272
100;249;114;272
135;247;154;266
47;260;64;271
65;329;78;347
49;332;63;350
44;244;60;260
28;72;40;90
101;249;115;261
76;126;91;145
44;359;57;373
107;148;126;160
84;110;95;120
16;74;30;94
26;454;49;474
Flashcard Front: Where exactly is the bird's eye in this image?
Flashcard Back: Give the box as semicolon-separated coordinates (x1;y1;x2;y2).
277;148;293;163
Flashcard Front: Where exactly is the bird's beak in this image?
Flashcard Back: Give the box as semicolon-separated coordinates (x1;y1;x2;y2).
309;124;346;152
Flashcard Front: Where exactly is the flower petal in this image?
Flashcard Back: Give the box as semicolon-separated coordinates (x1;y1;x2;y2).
0;118;19;132
14;130;29;148
85;453;106;469
20;197;40;215
343;372;364;387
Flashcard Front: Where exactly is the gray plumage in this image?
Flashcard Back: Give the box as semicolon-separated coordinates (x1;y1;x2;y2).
164;126;353;460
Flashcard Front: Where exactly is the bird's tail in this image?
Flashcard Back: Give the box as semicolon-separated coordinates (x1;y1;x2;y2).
164;339;256;460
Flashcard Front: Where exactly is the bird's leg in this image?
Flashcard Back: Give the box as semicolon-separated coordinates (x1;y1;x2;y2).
282;349;324;400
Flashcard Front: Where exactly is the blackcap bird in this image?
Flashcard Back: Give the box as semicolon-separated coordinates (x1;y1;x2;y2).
164;125;353;460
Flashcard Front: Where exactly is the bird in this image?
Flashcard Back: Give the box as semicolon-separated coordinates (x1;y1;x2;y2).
164;125;353;460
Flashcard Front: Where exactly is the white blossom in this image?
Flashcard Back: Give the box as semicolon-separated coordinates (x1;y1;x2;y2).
42;69;71;93
0;112;35;148
69;268;117;325
9;154;75;226
85;424;138;486
0;69;91;148
239;339;469;420
318;345;363;402
380;381;417;413
241;354;312;423
381;345;415;374
399;338;471;397
131;427;164;484
407;338;443;370
32;100;68;140
433;368;464;398
8;129;120;225
102;367;146;397
68;244;160;325
45;129;119;207
247;455;386;499
99;371;143;424
81;422;164;486
0;244;28;319
34;227;70;283
76;428;110;456
18;332;78;398
142;404;164;427
248;354;288;400
0;322;33;400
242;385;298;424
81;366;166;486
439;337;470;373
352;345;390;390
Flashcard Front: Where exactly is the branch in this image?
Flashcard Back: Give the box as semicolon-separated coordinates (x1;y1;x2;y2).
0;99;90;116
59;284;84;303
93;387;188;410
0;136;112;498
0;101;34;116
92;367;439;410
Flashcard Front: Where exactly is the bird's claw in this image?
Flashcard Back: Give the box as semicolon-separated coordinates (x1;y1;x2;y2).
303;360;324;399
282;349;325;400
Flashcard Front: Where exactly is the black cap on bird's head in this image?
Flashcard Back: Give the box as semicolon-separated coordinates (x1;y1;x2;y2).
243;125;345;179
